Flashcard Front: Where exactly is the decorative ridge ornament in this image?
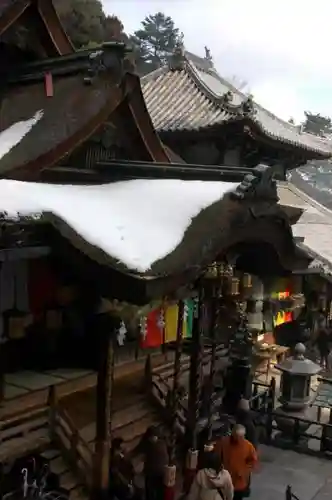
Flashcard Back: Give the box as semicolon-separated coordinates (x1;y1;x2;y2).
218;91;257;118
83;42;125;85
230;164;279;202
241;94;257;116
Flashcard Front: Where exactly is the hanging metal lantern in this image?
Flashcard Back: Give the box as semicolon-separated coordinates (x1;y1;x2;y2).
230;277;240;295
242;273;252;288
226;264;234;277
205;262;218;279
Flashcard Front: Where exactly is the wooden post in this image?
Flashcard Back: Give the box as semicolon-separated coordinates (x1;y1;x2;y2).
206;292;218;443
47;385;57;442
92;314;115;500
0;341;6;406
184;292;203;492
165;300;184;500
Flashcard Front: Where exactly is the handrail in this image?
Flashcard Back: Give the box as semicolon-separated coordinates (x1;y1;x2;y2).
0;405;49;462
48;386;92;488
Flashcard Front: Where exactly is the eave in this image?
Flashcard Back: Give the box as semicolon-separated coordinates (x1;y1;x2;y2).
0;0;73;56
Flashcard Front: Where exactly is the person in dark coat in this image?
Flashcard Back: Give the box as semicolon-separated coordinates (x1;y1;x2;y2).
109;437;135;500
315;328;330;369
134;426;168;500
234;399;258;449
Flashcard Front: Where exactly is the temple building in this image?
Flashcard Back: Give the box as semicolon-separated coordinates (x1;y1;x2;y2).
141;48;332;342
0;7;326;500
141;50;331;179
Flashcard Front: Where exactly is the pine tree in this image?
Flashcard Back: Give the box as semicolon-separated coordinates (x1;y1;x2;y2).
130;12;182;75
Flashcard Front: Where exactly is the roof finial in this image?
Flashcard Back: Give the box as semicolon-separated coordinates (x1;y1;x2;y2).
204;46;212;63
169;32;186;71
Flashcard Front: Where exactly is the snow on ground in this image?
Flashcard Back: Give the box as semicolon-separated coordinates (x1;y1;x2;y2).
0;179;238;272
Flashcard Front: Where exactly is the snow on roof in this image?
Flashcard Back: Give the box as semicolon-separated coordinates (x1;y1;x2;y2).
0;178;238;272
0;110;43;161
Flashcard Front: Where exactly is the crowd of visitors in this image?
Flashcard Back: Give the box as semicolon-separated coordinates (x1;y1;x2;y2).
108;396;259;500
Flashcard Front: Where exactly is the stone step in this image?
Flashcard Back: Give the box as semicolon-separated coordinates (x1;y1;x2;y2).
41;447;88;500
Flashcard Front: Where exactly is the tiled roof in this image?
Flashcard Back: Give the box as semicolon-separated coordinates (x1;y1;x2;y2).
278;182;332;272
142;52;332;157
142;69;232;131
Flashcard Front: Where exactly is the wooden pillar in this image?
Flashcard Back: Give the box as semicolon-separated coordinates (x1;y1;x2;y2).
223;313;253;415
92;314;116;500
206;294;218;442
184;293;203;492
0;341;6;406
165;300;184;500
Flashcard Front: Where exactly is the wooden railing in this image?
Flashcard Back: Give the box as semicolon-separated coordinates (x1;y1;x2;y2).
0;385;93;490
149;344;228;434
0;405;49;462
48;386;93;488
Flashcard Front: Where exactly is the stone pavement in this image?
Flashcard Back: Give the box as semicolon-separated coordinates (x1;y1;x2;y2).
251;445;332;500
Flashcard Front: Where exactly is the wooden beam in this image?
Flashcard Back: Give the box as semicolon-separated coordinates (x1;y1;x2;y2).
0;0;30;36
37;0;74;55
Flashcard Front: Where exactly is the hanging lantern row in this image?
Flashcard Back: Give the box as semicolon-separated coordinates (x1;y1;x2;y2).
204;262;234;279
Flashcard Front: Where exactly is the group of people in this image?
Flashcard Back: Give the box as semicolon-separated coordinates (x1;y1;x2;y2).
109;398;258;500
109;426;168;500
190;423;257;500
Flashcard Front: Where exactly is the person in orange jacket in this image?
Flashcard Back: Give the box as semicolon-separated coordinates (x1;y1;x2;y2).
214;424;257;500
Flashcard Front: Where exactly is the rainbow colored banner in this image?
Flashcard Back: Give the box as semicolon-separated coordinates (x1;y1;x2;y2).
164;300;194;343
140;300;195;348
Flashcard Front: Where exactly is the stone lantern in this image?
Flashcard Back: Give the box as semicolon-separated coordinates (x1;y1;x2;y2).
276;343;321;411
274;343;321;442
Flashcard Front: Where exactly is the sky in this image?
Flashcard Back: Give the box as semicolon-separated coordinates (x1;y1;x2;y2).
102;0;332;124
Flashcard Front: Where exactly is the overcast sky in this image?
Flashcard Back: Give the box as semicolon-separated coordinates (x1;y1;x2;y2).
103;0;332;124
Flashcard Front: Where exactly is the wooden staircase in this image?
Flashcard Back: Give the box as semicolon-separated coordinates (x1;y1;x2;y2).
0;347;229;500
41;447;88;500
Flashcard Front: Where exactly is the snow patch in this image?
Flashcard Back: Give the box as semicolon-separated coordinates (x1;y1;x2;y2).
0;110;43;161
0;178;238;272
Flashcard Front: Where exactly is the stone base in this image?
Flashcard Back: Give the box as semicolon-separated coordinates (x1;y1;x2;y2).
274;430;309;449
274;407;311;440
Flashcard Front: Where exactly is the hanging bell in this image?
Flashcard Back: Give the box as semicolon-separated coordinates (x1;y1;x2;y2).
242;273;252;288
